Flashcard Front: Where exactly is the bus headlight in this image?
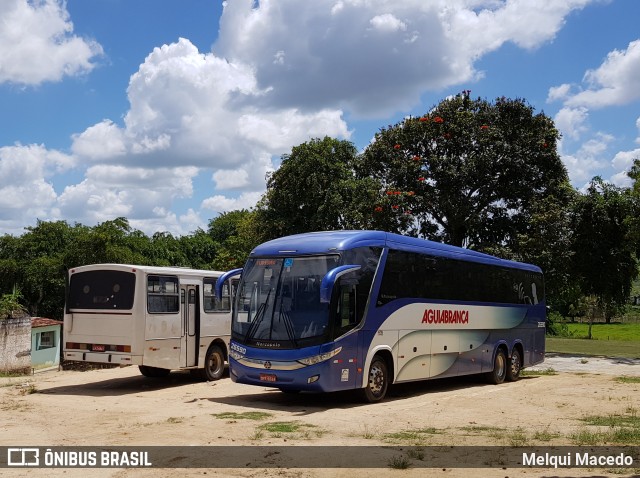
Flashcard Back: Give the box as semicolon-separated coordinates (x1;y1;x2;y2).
297;347;342;366
229;350;244;361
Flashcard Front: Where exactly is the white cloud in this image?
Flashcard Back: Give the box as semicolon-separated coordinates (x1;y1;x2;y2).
213;169;249;190
0;0;102;85
0;144;74;230
559;135;611;185
71;120;126;160
554;107;589;141
369;14;407;33
56;165;199;225
201;191;264;214
547;83;572;103
565;40;640;109
215;0;595;118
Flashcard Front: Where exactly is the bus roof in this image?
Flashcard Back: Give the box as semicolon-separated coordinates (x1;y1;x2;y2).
68;263;226;277
250;230;541;273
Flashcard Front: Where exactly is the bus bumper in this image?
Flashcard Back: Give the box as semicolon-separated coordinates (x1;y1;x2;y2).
63;350;139;365
229;357;342;393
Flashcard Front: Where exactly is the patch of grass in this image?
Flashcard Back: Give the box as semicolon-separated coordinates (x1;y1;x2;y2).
359;425;378;439
615;376;640;384
260;421;302;433
532;426;562;442
564;322;640;341
383;427;441;445
212;411;272;421
546;337;640;358
521;367;557;376
575;409;640;445
507;427;528;447
571;429;606;446
257;421;325;439
460;425;503;434
388;455;411;469
406;448;425;461
581;414;639;428
18;383;38;395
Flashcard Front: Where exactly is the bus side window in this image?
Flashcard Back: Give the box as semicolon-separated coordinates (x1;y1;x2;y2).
338;284;357;329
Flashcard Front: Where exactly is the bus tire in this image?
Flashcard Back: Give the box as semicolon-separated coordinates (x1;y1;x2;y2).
361;356;389;403
138;365;170;378
486;348;507;385
507;347;523;382
203;345;225;381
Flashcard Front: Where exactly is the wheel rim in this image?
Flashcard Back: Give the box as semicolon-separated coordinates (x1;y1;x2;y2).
511;352;521;376
208;353;222;375
368;362;386;397
496;353;505;378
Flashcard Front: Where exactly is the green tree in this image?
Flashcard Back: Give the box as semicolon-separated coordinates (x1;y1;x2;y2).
627;158;640;257
571;177;638;323
256;137;381;240
13;220;73;318
179;229;218;270
208;210;260;270
358;92;569;251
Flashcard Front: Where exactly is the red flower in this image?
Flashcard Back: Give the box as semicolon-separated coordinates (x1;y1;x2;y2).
374;206;383;212
480;125;489;130
419;117;429;122
393;144;401;150
433;116;444;123
418;177;426;182
443;133;451;139
392;205;399;210
413;155;421;161
543;143;548;148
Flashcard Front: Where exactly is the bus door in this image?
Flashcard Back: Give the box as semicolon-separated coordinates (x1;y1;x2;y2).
181;285;199;367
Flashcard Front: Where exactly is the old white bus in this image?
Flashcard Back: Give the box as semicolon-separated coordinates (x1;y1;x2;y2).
63;264;240;380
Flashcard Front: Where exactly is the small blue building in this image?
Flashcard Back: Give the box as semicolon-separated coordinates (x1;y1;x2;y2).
31;317;63;370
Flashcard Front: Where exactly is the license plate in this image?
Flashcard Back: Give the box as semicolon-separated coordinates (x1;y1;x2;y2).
259;373;277;382
92;344;105;352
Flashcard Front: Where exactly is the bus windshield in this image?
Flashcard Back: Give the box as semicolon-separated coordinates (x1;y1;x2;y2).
232;255;340;348
67;270;136;310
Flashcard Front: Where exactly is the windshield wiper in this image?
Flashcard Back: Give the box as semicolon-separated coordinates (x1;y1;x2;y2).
278;300;297;347
244;287;272;342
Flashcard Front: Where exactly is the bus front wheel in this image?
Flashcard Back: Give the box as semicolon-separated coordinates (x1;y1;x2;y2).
138;365;170;378
203;345;225;381
486;348;507;384
361;356;389;403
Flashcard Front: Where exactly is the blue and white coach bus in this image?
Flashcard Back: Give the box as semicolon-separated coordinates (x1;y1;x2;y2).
223;231;545;402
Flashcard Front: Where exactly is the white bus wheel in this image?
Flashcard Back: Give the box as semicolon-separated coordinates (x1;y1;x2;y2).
204;345;225;381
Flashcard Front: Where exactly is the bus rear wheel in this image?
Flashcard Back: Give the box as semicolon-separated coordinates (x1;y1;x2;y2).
486;348;507;384
203;345;225;381
361;356;389;403
507;347;523;382
138;365;170;378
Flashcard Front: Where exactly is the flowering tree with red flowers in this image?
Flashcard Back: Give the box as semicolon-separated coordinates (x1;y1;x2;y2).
358;91;571;253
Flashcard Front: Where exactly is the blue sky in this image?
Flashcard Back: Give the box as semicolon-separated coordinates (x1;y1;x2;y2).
1;0;639;237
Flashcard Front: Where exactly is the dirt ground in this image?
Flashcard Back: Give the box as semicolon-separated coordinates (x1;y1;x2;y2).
1;353;639;478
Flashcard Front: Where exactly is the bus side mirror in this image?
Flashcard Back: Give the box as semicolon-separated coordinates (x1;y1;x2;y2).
320;265;361;304
215;268;243;300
